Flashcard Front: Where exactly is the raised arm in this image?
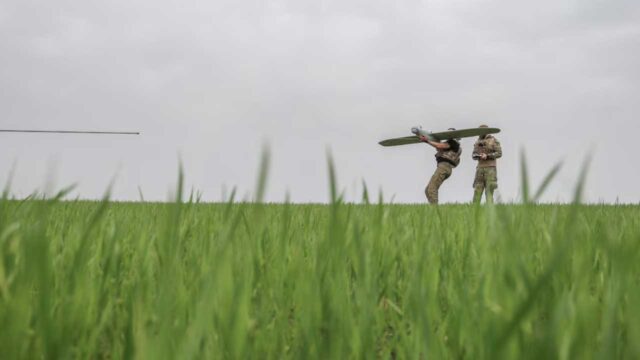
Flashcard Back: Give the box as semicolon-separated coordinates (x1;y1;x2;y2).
419;136;450;150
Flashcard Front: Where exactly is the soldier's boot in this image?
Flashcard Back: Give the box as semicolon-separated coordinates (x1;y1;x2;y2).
473;185;484;204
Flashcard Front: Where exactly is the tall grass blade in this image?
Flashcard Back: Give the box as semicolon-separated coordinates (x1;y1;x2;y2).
572;154;592;204
520;149;530;203
254;145;270;203
327;150;338;204
361;179;370;205
533;161;563;203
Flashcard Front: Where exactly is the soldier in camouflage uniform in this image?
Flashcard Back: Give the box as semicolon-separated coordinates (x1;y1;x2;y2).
420;129;462;204
472;125;502;204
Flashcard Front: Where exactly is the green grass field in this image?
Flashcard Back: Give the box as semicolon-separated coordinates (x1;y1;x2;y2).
0;155;637;359
1;194;639;358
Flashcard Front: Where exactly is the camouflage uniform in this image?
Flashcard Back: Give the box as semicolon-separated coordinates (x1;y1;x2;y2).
472;135;502;204
426;140;461;204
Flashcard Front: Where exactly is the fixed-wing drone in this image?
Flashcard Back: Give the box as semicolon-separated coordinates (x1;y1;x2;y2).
379;126;500;146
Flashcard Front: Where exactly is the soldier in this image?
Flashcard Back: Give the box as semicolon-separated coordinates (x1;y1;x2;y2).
420;128;462;204
472;125;502;204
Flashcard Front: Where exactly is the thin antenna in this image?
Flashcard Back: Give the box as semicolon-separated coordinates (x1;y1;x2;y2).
0;129;140;135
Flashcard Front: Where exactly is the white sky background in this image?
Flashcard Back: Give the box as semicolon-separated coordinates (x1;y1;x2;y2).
1;0;639;203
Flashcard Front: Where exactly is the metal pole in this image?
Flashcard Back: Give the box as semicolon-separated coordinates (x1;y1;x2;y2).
0;129;140;135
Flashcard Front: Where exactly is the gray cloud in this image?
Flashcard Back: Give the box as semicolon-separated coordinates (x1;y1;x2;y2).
1;0;639;203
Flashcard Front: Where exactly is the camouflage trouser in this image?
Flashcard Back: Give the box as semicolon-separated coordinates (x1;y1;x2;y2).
473;166;498;204
426;162;453;204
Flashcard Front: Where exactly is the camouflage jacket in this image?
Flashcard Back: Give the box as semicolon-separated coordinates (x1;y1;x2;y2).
472;135;502;167
435;140;462;167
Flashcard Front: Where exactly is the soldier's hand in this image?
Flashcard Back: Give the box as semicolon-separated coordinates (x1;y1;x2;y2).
480;154;488;160
419;135;428;142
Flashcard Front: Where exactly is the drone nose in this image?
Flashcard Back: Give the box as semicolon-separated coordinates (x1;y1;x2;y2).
411;127;420;135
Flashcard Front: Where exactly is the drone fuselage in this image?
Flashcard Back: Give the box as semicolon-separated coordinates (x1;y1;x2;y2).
411;127;436;141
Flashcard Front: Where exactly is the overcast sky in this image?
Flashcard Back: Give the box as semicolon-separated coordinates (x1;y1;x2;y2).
1;0;639;203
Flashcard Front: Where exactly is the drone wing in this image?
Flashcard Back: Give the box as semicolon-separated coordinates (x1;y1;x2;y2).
378;127;501;146
378;136;421;147
429;127;500;141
